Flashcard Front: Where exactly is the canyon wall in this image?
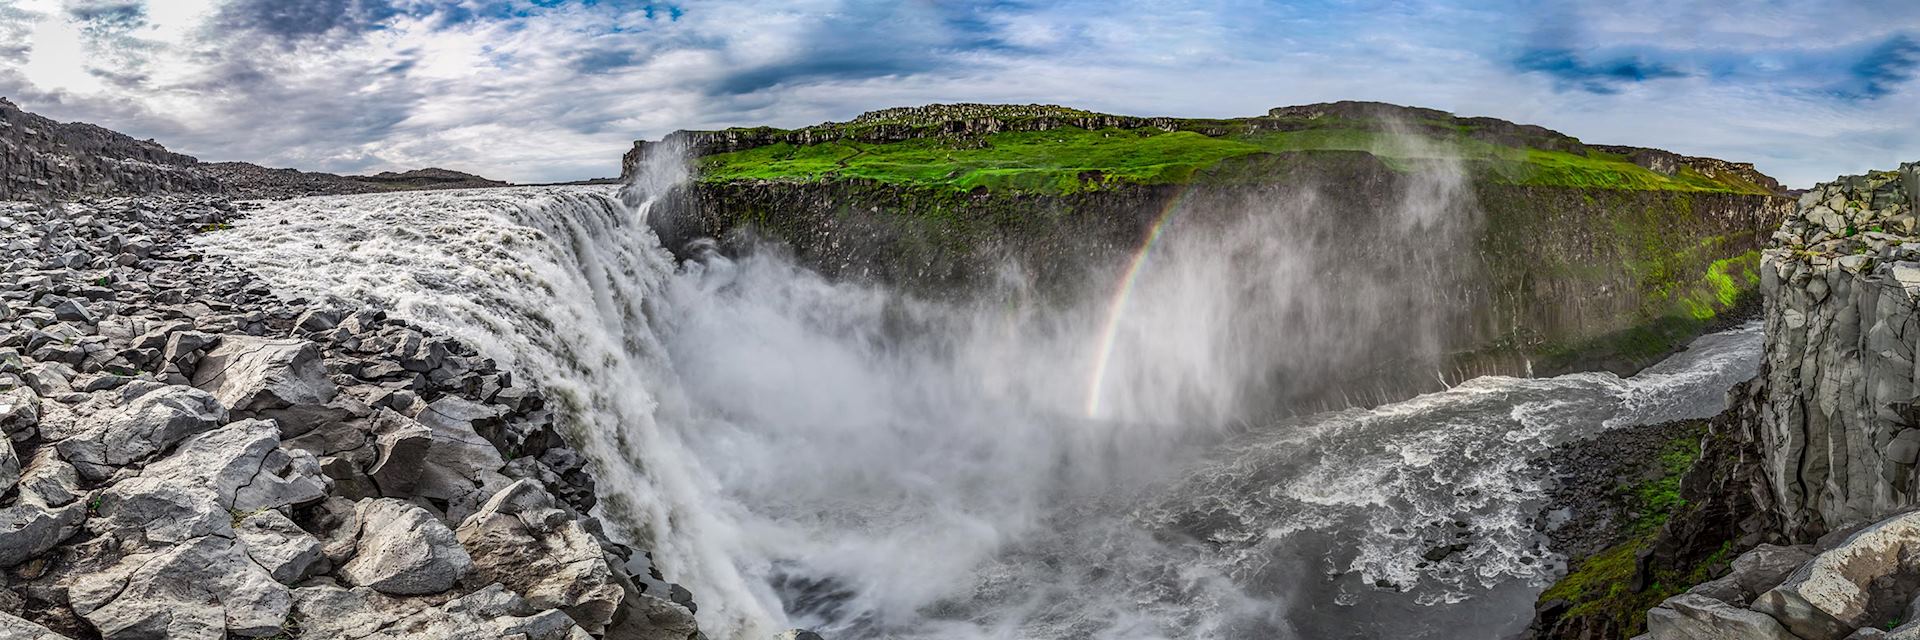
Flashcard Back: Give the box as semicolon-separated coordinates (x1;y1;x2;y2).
635;105;1791;410
1759;162;1920;539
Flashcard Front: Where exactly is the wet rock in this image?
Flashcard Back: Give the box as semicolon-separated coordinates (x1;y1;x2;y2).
458;479;623;632
776;631;826;640
340;498;472;595
607;592;701;640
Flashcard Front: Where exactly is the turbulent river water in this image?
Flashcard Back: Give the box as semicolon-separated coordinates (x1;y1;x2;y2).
197;178;1762;639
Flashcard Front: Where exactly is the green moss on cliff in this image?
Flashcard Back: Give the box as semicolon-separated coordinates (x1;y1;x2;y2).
1538;426;1720;637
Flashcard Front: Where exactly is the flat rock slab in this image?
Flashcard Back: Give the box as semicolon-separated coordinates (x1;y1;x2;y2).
1754;510;1920;640
1645;593;1799;640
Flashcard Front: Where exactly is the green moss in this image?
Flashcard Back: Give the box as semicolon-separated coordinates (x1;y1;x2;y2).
1632;434;1703;532
1539;425;1723;637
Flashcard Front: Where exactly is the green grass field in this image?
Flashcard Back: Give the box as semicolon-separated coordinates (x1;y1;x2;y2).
695;125;1776;195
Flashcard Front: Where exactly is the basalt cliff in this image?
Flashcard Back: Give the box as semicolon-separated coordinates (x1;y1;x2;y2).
1535;163;1920;640
634;101;1792;412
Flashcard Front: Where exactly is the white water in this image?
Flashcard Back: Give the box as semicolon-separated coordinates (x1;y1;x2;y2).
197;162;1762;639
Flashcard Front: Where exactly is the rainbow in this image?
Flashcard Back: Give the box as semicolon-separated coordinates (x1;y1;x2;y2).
1084;188;1191;418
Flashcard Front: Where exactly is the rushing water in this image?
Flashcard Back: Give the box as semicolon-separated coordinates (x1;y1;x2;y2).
197;174;1761;639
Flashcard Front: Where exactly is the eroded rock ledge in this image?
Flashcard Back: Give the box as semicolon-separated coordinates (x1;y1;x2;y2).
0;197;702;639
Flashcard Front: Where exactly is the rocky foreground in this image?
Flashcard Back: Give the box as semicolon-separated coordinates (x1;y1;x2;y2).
0;196;707;638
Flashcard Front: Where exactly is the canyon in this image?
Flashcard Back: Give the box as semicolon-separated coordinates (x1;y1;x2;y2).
0;96;1911;640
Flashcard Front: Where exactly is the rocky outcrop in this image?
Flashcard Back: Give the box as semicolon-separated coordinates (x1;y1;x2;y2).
0;98;510;202
0;196;702;639
1626;507;1920;640
0;98;221;202
1604;161;1920;639
201;163;510;200
1757;162;1920;539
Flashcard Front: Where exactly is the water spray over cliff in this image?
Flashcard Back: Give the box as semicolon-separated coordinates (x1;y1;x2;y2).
197;139;1762;639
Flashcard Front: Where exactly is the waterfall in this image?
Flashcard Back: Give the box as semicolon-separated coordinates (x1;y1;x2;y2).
196;151;1763;639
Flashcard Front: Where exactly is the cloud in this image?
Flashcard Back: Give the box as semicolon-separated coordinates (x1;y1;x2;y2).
210;0;400;39
1845;34;1920;99
0;0;1914;187
1514;48;1687;93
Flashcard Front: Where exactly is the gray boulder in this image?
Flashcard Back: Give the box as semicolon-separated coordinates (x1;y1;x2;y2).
73;536;291;639
368;408;431;496
15;448;82;508
138;418;328;511
1752;510;1920;640
339;498;472;595
0;611;66;639
235;509;321;584
92;477;231;546
1643;593;1798;639
55;384;227;481
609;593;702;640
50;298;92;324
405;401;510;521
0;437;18;494
190;336;335;432
287;583;432;639
458;479;623;632
0;387;38;441
0;500;85;566
1732;545;1816;593
292;582;589;640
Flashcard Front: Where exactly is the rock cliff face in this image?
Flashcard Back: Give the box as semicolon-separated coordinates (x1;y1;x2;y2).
632;103;1790;411
0;98;221;202
1758;162;1920;539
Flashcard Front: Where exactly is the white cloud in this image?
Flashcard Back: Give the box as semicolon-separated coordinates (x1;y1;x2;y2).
0;0;1913;186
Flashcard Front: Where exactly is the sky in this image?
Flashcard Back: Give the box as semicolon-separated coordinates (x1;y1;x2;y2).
0;0;1916;187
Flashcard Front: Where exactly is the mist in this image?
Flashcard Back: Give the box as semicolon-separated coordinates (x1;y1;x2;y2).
195;129;1760;639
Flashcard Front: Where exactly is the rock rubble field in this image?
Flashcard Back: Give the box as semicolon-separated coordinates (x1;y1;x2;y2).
0;196;702;639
